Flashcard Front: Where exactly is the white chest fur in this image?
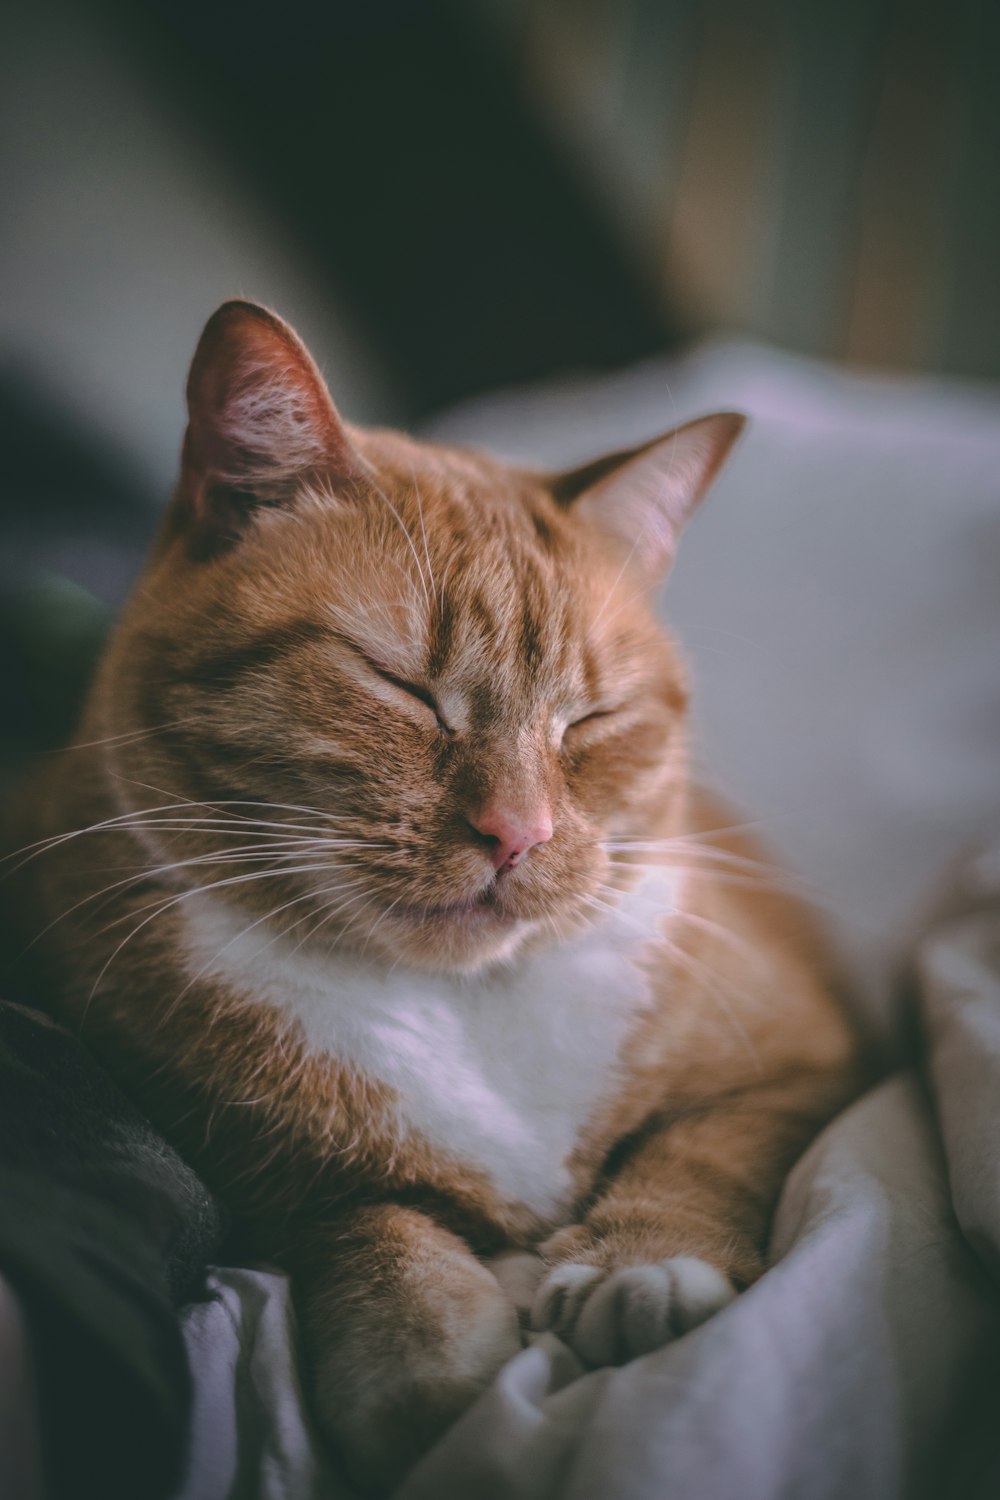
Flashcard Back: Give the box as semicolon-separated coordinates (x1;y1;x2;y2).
180;876;676;1221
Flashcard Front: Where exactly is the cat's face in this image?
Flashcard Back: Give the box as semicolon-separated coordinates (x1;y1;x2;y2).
103;304;743;972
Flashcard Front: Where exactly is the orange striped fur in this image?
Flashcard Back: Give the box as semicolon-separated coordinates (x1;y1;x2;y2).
7;304;863;1493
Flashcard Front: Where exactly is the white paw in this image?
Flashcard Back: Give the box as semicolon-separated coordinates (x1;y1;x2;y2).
531;1255;735;1366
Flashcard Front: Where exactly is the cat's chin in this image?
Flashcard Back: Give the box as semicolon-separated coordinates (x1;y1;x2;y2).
362;902;539;974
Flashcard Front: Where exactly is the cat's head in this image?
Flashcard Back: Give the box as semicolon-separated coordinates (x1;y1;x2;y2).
101;302;744;972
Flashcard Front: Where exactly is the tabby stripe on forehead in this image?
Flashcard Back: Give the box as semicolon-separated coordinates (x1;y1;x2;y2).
180;620;332;690
427;593;457;679
519;598;545;675
469;593;497;638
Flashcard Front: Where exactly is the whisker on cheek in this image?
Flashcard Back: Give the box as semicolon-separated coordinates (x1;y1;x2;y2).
163;875;363;1023
82;861;353;1016
18;839;361;953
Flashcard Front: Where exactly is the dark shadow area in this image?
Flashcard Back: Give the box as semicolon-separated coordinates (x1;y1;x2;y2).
101;0;674;418
0;372;151;759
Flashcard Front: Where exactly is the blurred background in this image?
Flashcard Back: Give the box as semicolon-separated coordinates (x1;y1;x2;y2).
3;0;999;758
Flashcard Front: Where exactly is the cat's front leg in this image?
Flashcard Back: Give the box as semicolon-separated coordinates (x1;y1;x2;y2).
292;1203;521;1495
531;1074;849;1367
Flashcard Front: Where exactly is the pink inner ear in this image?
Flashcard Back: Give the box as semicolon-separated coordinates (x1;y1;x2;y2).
183;301;351;498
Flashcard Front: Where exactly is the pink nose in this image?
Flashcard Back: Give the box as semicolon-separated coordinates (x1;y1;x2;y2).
469;803;553;871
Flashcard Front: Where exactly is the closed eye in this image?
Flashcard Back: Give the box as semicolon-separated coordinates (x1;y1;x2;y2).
369;663;453;734
570;709;614;728
568;707;617;731
330;630;454;734
560;706;620;749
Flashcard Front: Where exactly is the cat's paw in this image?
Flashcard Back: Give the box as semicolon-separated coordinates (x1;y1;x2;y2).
531;1255;735;1366
314;1257;522;1495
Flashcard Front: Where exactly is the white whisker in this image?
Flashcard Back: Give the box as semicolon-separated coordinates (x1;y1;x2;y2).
163;875;360;1021
3;799;383;875
45;717;202;755
410;461;439;607
19;838;373;952
84;861;347;1008
353;451;431;613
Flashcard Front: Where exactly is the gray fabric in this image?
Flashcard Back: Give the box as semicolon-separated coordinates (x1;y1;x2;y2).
920;867;1000;1288
180;1268;345;1500
0;1275;44;1500
0;1001;221;1500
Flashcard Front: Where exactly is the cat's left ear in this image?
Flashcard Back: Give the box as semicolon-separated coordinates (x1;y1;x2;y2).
178;300;358;557
553;413;747;584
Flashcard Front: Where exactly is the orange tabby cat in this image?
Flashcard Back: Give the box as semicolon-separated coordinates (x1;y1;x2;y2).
9;303;862;1493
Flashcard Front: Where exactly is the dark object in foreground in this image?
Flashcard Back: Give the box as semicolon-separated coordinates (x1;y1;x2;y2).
0;998;224;1500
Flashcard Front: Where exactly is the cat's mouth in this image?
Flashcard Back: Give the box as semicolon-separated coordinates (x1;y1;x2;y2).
386;855;586;936
394;891;518;927
360;868;588;970
361;889;535;974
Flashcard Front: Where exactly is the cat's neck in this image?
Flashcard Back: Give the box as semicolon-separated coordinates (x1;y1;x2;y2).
175;866;682;1221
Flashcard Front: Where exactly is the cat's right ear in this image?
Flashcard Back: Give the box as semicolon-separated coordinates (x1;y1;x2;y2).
552;413;746;586
177;301;358;558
